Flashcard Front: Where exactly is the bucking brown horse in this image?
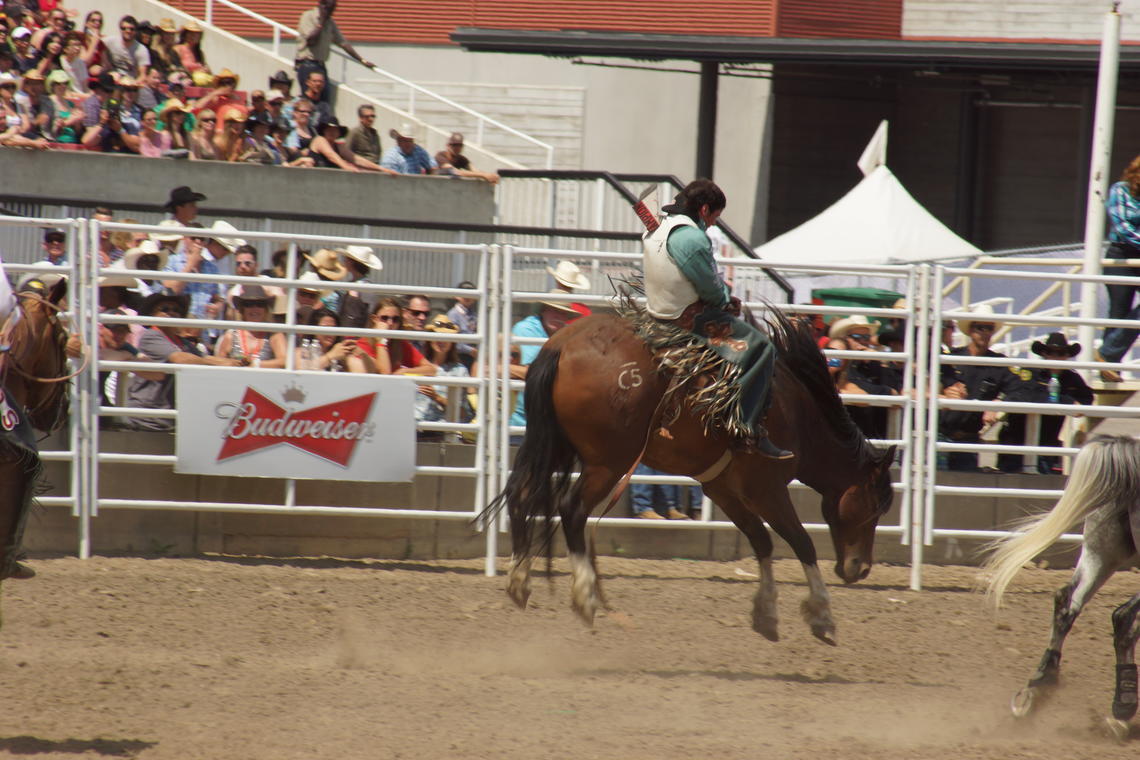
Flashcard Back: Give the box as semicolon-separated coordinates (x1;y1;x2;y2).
484;306;895;645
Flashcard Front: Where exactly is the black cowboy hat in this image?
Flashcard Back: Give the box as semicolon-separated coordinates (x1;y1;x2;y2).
315;115;347;139
139;291;189;318
245;111;273;131
268;69;293;85
88;71;117;93
1031;332;1081;357
162;185;207;211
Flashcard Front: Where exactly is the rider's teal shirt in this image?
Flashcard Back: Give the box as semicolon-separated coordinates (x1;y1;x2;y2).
666;225;730;309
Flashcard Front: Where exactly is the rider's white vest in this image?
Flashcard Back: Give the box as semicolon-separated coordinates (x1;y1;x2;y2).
643;214;700;320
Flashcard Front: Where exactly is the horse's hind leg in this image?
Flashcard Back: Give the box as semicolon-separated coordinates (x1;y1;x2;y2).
1012;547;1117;718
562;464;624;626
1106;591;1140;739
506;503;533;610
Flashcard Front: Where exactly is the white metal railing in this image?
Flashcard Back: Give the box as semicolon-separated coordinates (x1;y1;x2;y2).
11;213;1140;590
201;0;552;169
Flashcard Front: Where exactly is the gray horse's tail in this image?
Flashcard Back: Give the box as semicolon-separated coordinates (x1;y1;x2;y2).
983;435;1140;608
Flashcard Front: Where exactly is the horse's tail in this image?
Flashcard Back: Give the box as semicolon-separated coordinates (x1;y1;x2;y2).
478;345;580;559
983;435;1140;607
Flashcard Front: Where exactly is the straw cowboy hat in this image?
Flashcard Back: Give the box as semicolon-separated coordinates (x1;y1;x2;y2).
152;219;184;243
425;314;460;333
304;249;347;281
342;245;382;271
538;289;579;314
119;239;168;270
957;304;1004;336
97;272;141;289
1032;332;1081;357
267;274;324;315
157;18;177;33
297;271;329;297
546;260;590;290
210;220;245;253
828;314;879;340
159;98;191;117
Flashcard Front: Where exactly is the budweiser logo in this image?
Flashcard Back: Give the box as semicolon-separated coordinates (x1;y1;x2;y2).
215;386;377;466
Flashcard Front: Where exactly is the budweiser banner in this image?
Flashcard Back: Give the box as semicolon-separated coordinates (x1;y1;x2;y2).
175;368;416;482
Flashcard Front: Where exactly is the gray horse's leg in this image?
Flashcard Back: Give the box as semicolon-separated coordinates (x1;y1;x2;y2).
1014;511;1130;718
1107;592;1140;738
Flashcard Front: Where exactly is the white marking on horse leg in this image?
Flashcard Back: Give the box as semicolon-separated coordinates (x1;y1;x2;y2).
751;556;779;641
568;551;599;625
506;554;532;609
800;563;837;645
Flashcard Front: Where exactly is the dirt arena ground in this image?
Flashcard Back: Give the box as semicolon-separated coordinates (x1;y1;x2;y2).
0;554;1138;759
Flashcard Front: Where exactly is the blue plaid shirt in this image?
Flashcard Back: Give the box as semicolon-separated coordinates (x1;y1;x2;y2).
1106;181;1140;249
163;251;223;318
380;144;438;175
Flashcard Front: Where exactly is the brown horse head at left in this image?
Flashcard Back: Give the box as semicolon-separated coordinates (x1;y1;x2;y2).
481;303;897;646
0;274;73;593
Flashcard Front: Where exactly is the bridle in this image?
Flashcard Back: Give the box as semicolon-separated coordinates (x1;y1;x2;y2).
0;292;86;432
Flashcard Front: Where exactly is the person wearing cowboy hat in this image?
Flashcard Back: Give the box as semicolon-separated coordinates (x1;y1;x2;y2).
508;290;582;434
163;185;206;225
446;281;479;371
641;179;791;459
160;222;227;336
939;304;1022;472
380;122;437;175
310;114;360;171
825;315;900;441
115;239;167;297
339;245;382;325
214;284;287;368
547;260;592;318
414;313;475;440
121;292;243;432
994;333;1095;475
304;248;348;311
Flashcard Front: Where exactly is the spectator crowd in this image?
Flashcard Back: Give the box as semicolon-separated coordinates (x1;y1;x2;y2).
0;1;497;180
22;185;485;438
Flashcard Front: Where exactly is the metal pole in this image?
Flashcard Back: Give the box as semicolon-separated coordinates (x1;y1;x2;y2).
1078;4;1121;371
696;61;719;179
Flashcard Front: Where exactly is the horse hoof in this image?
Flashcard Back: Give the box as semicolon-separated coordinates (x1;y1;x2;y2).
752;614;779;642
572;601;597;627
505;580;530;610
1011;686;1038;718
811;625;838;647
1103;717;1130;743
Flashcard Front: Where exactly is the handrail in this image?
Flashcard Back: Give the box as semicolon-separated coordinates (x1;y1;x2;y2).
497;169;794;300
202;0;553;168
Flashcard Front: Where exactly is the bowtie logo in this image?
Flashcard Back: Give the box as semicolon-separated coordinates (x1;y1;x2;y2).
215;387;377;466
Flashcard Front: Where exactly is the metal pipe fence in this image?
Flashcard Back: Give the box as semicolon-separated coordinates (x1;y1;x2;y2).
8;216;1140;589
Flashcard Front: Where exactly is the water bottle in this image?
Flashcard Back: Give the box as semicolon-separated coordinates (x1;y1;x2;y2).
301;339;314;370
1047;373;1060;403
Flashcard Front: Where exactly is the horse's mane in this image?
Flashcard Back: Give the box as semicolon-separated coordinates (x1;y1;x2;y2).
761;306;879;468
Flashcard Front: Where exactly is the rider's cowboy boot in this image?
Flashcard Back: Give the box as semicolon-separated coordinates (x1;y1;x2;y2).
738;425;795;460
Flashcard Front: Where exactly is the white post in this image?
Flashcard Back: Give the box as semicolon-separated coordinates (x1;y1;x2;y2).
205;0;213;26
1078;4;1122;369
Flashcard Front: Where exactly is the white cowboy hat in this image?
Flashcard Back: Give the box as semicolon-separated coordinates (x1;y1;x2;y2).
98;272;142;289
152;219;184;243
342;245;382;271
269;272;326;314
828;314;879;339
210;220;246;253
546;260;590;290
538;289;580;314
118;239;168;270
958;304;1005;336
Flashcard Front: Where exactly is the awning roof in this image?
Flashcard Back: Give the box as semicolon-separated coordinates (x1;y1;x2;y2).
452;28;1140;71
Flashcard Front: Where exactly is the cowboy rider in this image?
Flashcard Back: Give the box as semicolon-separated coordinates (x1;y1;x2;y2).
642;179;792;460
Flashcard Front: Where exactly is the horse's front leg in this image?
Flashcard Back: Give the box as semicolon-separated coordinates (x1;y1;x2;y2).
760;490;835;646
707;489;780;641
1013;551;1114;718
1106;592;1140;741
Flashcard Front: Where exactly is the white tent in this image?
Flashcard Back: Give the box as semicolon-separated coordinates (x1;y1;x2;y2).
753;121;982;266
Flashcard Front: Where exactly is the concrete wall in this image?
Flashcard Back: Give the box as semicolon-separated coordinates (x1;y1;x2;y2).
0;148;495;225
25;432;1068;569
318;45;772;246
904;0;1140;41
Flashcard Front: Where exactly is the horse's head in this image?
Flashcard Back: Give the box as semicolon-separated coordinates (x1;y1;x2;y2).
6;278;71;433
826;444;896;584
